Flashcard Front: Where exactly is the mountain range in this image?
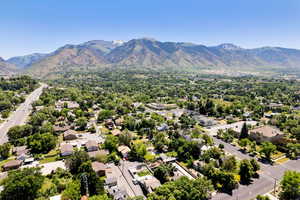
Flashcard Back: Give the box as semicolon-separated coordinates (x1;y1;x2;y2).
2;38;300;78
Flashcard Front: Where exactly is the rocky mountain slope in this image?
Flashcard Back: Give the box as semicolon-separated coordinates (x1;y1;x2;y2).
6;38;300;77
0;57;17;76
7;53;48;69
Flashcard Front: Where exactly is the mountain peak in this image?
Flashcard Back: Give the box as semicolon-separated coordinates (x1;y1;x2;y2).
217;43;242;50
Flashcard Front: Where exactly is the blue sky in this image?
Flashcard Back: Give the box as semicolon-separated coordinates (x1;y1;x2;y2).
1;0;300;58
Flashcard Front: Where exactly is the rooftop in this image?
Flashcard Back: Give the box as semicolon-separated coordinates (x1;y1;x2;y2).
250;125;284;137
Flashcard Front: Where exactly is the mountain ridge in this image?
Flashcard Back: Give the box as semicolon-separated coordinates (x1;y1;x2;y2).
3;38;300;78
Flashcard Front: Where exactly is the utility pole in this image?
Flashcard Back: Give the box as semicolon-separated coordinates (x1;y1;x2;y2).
274;177;277;196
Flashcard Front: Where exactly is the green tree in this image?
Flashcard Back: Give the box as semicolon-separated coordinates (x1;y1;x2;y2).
129;143;147;161
250;159;260;175
66;150;90;175
0;100;12;112
238;138;250;152
279;170;300;200
290;126;300;141
259;142;277;161
147;176;213;200
239;159;254;184
76;117;88;131
239;122;249;139
118;129;132;146
97;110;114;122
104;135;119;152
7;124;33;143
256;195;270;200
88;194;111;200
78;161;105;196
153;163;175;183
221;155;237;172
286;143;300;159
0;143;11;159
61;180;81;200
27;133;57;154
0;168;44;200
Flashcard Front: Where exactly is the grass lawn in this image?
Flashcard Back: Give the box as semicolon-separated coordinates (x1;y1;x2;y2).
137;169;151;177
39;149;59;164
39;156;58;164
271;151;285;160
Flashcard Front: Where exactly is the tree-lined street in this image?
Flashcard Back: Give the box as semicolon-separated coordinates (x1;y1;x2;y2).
0;83;47;144
207;125;300;200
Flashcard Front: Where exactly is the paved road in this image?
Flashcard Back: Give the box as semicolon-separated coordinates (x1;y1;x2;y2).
118;161;145;198
206;125;300;200
0;83;47;144
207;121;258;136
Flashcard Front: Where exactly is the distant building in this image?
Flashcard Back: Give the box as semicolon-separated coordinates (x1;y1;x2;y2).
85;140;99;152
92;161;107;176
53;125;70;133
63;130;77;140
111;129;122;137
105;176;118;187
105;119;115;130
140;175;161;193
60;144;73;156
249;125;285;143
13;146;28;156
146;103;177;110
3;160;22;171
107;185;128;200
117;145;131;158
115;118;124;126
156;123;169;131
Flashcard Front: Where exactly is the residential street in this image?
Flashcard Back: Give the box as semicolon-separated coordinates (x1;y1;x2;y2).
207;125;300;200
0;83;47;144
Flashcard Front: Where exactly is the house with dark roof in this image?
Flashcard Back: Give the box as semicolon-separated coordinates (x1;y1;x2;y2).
85;140;99;152
60;144;73;156
92;161;107;176
63;130;77;140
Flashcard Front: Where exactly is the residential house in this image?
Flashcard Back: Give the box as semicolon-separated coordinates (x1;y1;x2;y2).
140;175;161;193
111;129;122;137
85;140;99;152
54;125;70;133
60;144;73;156
159;154;176;163
13;146;29;156
156;123;168;131
107;185;128;200
105;119;115;130
92;161;107;176
3;160;22;171
105;176;118;187
249;125;285;143
115;118;124;127
193;160;206;171
117;145;131;158
63;130;77;140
